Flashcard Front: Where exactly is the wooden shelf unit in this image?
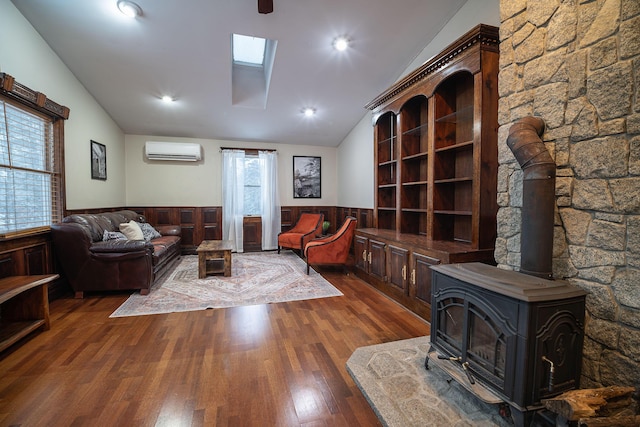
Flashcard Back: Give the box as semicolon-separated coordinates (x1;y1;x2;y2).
375;111;398;231
356;24;499;321
0;275;57;352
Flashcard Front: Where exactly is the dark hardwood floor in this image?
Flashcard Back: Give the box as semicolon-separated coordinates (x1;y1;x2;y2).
0;267;428;426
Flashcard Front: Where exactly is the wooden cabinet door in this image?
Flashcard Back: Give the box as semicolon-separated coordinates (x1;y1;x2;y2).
354;235;368;272
368;239;387;281
410;252;440;306
243;217;262;252
388;245;408;293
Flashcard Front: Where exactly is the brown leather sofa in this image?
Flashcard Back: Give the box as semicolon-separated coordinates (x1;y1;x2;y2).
51;210;181;298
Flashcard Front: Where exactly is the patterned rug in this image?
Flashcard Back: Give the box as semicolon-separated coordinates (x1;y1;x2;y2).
110;251;343;317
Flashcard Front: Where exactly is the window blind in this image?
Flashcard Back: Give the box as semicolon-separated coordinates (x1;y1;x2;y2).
0;99;60;237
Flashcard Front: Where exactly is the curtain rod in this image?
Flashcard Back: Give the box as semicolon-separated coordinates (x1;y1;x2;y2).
220;147;277;153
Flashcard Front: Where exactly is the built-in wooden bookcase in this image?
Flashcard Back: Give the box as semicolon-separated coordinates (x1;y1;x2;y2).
356;24;499;321
400;96;428;236
431;71;475;244
375;111;397;230
368;25;498;250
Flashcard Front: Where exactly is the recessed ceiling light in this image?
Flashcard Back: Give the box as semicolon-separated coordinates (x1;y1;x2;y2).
303;108;316;117
333;37;349;51
117;0;143;18
161;95;174;103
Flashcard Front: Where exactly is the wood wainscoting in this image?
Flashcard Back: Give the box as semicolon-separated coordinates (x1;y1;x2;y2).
0;205;375;300
0;232;66;300
63;206;373;256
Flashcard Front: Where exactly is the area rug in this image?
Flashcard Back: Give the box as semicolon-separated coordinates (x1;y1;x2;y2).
110;251;343;317
346;336;511;427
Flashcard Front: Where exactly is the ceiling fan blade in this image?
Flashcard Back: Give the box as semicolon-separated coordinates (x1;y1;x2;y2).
258;0;273;14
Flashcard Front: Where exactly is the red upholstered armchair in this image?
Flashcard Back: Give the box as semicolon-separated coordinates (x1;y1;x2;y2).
277;213;324;254
304;216;357;274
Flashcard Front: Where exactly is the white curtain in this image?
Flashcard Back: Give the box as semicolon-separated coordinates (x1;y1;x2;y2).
222;149;245;252
259;150;281;250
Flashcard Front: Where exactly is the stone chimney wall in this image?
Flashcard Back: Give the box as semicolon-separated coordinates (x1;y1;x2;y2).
497;0;640;388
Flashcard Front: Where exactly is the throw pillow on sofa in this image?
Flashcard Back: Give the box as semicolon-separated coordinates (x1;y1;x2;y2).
103;230;127;241
137;222;162;241
119;220;144;240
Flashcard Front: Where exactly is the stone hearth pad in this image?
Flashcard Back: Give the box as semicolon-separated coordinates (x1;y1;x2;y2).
346;336;512;427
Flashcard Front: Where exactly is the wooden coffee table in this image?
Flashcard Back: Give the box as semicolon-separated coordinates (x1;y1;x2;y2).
197;240;233;278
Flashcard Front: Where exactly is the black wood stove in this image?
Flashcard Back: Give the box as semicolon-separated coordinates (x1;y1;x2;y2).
427;262;587;426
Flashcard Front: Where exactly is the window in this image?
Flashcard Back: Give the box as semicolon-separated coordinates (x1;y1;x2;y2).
243;155;261;216
232;33;266;67
231;33;277;109
0;74;68;238
222;148;279;251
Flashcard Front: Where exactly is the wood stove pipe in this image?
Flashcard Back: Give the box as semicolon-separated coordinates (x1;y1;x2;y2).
506;116;555;279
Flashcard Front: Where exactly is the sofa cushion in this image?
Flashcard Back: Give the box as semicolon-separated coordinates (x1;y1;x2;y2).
103;230;127;241
101;210;141;229
137;222;162;241
63;214;114;242
61;210;142;242
150;235;180;266
120;220;144;240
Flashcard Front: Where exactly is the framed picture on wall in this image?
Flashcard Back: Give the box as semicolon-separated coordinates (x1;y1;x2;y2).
91;140;107;180
293;156;321;198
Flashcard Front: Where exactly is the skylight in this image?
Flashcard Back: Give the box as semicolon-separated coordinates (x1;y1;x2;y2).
232;34;266;66
231;33;277;109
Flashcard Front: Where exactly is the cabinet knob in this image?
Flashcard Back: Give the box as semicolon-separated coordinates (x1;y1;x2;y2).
411;269;416;285
362;249;367;261
368;252;372;263
402;265;407;281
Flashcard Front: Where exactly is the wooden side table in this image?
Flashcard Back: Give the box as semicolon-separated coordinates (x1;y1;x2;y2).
197;240;233;278
0;274;58;352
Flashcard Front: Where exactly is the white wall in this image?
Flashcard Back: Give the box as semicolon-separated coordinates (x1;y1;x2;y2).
336;0;500;209
404;0;501;72
336;115;374;208
0;2;125;210
125;135;337;207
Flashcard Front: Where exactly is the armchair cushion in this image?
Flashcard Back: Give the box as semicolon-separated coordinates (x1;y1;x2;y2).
304;217;357;274
277;213;324;253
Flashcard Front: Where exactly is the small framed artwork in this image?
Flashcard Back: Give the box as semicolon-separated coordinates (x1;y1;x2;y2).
293;156;321;198
91;140;107;180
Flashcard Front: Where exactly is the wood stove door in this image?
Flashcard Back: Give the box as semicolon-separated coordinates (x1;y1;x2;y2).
532;297;586;403
465;298;518;396
431;273;520;401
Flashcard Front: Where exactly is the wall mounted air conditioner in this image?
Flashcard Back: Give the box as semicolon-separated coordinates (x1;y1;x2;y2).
145;141;202;162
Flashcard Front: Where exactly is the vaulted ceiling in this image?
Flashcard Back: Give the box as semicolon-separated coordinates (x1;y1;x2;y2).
12;0;468;147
